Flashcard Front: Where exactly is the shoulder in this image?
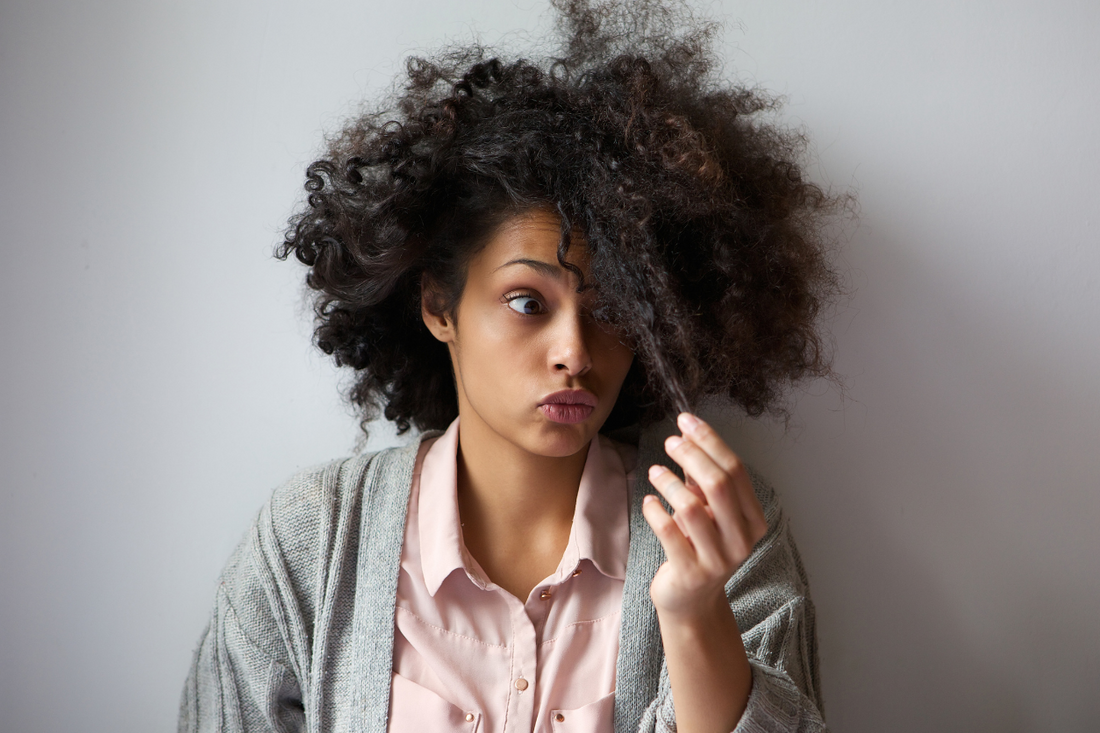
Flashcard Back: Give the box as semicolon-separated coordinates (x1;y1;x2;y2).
219;435;436;625
211;454;376;637
264;453;374;543
265;433;438;538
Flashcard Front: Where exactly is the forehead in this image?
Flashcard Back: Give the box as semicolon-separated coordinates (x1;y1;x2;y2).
474;208;590;271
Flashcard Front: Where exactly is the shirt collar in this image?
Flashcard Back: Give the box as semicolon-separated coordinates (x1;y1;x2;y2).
418;417;630;597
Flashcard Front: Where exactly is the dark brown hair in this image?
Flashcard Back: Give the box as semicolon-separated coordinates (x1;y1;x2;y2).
278;0;842;436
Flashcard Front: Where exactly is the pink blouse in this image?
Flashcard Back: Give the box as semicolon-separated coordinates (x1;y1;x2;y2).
388;417;637;733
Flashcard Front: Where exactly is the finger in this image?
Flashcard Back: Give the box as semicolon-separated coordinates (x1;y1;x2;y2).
681;472;708;507
676;413;742;473
663;434;742;534
724;466;767;545
666;457;707;507
641;494;697;566
676;414;768;542
677;471;713;524
647;464;725;569
642;462;695;537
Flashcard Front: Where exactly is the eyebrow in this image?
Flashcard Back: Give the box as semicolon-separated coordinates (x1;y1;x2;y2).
492;258;566;280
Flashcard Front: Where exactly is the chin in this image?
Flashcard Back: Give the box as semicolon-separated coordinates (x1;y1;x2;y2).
531;419;600;457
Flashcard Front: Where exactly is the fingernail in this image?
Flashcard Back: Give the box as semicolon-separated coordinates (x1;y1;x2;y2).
678;413;701;433
648;464;666;478
665;435;684;450
643;494;657;505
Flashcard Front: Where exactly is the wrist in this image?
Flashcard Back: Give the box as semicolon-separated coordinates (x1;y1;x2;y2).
655;589;753;733
654;586;735;631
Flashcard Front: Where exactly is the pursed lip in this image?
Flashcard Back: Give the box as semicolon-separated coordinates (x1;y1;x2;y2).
539;389;598;407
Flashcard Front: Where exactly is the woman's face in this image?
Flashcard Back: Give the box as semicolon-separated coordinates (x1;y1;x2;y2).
423;208;635;458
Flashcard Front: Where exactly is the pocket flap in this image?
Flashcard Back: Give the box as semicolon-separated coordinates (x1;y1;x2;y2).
549;689;616;731
389;672;481;732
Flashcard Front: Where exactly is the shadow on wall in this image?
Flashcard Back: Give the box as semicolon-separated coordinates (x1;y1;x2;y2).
706;214;1100;732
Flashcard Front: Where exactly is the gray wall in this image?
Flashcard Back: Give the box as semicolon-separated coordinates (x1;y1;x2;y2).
2;1;1097;731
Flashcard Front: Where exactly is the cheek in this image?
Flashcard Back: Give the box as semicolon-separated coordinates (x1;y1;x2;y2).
457;306;542;379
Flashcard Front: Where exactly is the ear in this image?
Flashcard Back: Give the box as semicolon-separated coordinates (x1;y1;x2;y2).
421;279;456;344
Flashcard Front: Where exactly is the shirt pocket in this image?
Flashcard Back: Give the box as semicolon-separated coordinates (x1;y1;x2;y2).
549;690;616;732
388;672;482;733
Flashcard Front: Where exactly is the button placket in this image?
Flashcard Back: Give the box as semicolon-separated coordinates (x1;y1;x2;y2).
504;595;538;733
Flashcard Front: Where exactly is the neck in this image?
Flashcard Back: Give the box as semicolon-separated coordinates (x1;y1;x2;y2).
454;414;590;598
456;413;589;531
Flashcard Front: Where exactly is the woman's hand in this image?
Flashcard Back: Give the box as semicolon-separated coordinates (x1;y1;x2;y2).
642;412;769;619
641;412;768;732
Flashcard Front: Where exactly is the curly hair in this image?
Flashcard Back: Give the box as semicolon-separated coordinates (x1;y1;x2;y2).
278;0;842;437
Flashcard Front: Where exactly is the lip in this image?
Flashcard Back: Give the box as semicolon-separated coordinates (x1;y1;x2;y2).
538;389;598;425
539;389;599;408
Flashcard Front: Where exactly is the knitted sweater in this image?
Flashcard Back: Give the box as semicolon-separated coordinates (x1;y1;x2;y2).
179;422;827;733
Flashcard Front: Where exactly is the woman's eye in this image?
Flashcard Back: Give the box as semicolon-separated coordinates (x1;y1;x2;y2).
506;295;544;315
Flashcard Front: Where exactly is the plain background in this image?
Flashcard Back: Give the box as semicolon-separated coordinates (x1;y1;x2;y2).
2;0;1098;731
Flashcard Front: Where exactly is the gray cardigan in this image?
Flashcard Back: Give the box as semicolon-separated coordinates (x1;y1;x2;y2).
179;423;827;733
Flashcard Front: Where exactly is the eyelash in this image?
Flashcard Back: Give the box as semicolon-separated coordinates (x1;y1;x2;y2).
503;291;611;325
504;291;546;316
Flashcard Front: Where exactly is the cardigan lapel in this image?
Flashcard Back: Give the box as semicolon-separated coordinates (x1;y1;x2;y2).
349;432;439;733
614;418;679;733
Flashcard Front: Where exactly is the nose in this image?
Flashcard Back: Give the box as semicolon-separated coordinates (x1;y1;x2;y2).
548;310;592;377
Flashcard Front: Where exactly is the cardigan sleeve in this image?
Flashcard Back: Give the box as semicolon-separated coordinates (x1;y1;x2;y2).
178;460;349;733
642;469;828;733
178;581;306;732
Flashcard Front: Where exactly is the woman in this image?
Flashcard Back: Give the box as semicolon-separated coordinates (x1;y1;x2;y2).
180;1;839;731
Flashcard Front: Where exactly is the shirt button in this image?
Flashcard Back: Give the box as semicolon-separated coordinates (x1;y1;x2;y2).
555;713;566;722
539;589;552;600
572;567;582;577
465;713;475;722
514;678;529;691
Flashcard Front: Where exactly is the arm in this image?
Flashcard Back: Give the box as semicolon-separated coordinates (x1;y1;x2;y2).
178;459;347;733
179;521;306;733
641;413;826;733
652;587;752;732
179;582;305;732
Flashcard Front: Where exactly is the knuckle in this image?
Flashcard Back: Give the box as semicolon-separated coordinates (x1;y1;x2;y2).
698;555;725;578
675;500;705;523
708;474;732;497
